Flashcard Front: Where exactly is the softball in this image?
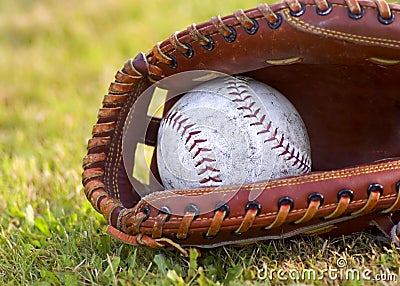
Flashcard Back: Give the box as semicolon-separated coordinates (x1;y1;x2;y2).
157;76;311;190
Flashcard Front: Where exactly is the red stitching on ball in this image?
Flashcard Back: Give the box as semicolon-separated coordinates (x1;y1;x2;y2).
256;120;271;133
195;157;216;167
197;165;220;175
176;117;189;132
189;139;207;152
165;111;177;121
286;148;297;161
271;134;285;149
232;95;252;102
251;114;266;126
278;142;291;156
244;107;260;119
237;101;256;111
182;124;195;137
193;147;212;158
171;114;182;129
185;130;200;143
199;176;223;184
225;77;311;172
265;128;279;142
163;110;222;186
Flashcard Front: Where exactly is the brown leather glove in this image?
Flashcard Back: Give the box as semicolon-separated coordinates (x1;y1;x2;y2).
83;0;400;256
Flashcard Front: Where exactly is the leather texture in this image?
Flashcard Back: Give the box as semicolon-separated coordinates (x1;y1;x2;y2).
83;0;400;255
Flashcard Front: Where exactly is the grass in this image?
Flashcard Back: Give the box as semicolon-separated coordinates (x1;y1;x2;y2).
1;0;399;285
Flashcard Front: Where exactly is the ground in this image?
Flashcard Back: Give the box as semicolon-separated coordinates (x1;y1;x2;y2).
1;0;399;285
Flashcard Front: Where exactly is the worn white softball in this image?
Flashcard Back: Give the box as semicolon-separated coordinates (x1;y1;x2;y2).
157;76;311;190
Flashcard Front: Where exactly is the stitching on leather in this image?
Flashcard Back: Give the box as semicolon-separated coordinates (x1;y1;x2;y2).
112;81;144;197
285;5;400;48
157;3;399;58
106;78;145;200
156;13;266;59
142;180;398;208
108;97;124;199
138;193;397;225
141;161;400;205
101;1;400;228
86;2;400;241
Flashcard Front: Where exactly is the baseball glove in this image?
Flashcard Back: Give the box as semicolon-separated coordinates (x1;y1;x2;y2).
83;0;400;256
